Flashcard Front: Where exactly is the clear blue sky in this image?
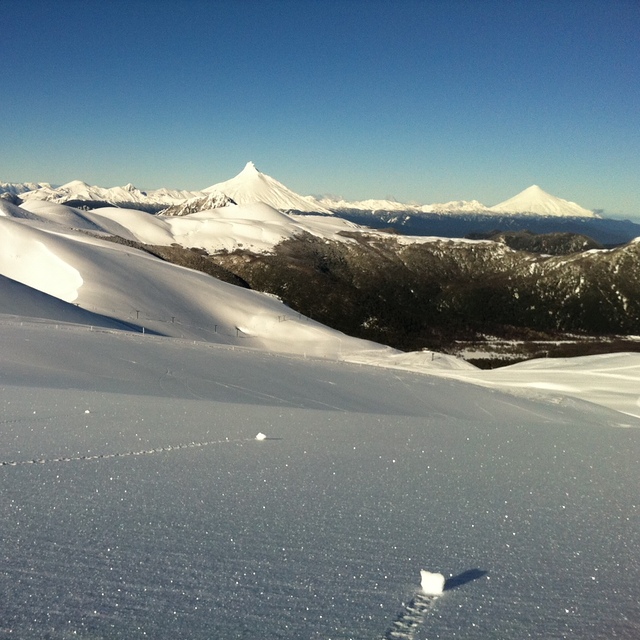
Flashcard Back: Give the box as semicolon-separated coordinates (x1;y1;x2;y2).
2;0;639;216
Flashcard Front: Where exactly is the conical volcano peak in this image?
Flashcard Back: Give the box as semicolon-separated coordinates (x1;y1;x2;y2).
203;163;332;214
522;184;547;195
242;161;259;174
490;184;595;217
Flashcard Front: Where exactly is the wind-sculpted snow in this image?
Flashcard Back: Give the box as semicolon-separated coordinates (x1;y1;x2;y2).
0;217;84;301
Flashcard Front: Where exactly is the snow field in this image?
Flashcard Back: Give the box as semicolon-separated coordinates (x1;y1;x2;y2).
0;322;639;639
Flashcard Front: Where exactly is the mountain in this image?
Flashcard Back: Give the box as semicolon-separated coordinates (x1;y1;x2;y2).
159;191;237;216
208;228;640;356
317;185;597;218
204;161;333;214
6;169;600;221
0;181;52;196
420;199;492;214
324;186;596;218
316;195;492;215
18;180;203;210
490;184;596;217
0;205;408;361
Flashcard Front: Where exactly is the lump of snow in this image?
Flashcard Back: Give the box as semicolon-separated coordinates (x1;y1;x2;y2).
255;432;267;440
420;570;445;595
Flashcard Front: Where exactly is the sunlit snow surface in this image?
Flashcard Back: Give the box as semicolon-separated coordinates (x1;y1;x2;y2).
1;323;639;639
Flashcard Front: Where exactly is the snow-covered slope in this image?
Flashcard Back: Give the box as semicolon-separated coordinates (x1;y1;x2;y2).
490;185;596;217
0;274;135;330
0;315;638;640
15;199;365;254
205;162;333;214
0;209;465;368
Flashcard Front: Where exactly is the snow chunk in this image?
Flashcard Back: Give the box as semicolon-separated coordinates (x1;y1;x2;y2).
255;432;267;440
420;570;445;595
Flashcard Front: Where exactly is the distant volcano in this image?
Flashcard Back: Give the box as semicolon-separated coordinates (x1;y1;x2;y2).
490;185;596;217
204;162;333;214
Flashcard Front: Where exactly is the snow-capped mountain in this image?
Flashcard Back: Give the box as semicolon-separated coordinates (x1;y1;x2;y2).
159;192;236;216
320;187;595;218
312;196;417;213
314;195;492;215
204;162;333;214
419;199;492;214
6;167;598;221
490;185;596;217
18;180;203;208
0;181;52;196
0;199;461;366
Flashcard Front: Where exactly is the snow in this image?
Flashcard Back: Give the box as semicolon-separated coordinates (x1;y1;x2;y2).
420;571;445;595
317;185;596;218
0;320;638;639
317;195;492;215
9;168;596;221
0;184;639;639
159;190;235;216
17;198;370;255
19;180;202;207
204;161;334;214
490;185;596;217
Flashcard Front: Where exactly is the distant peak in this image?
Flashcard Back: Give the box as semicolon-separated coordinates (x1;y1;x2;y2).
242;161;259;173
62;179;90;189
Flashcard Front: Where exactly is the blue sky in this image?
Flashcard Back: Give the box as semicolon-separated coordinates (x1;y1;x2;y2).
2;0;639;216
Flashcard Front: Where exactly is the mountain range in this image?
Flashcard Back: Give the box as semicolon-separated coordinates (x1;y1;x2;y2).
2;163;598;218
3;164;640;362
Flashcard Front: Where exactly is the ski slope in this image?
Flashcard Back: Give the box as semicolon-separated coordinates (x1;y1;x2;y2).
0;319;638;639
